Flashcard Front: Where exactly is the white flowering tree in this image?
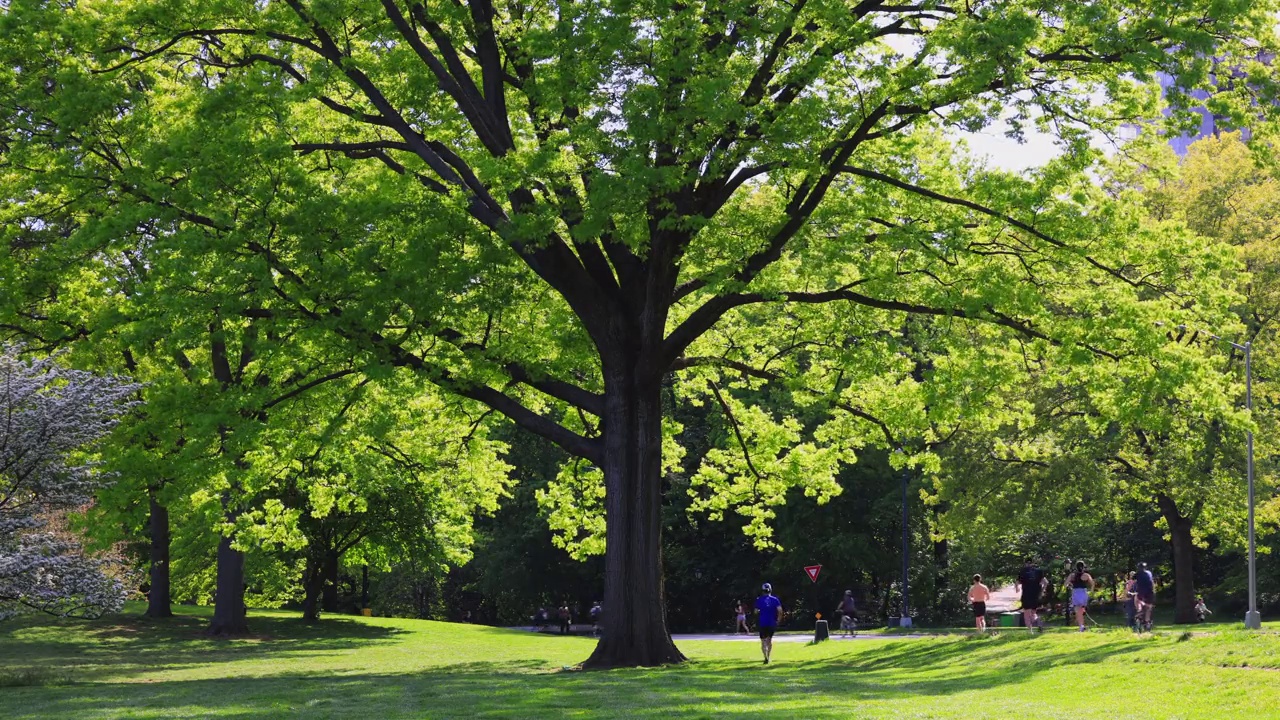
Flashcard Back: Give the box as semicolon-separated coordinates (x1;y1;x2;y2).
0;349;139;619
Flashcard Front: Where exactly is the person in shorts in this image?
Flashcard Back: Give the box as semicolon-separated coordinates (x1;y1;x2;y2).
1014;557;1046;631
968;574;991;631
1134;562;1156;631
734;600;750;634
1064;561;1094;632
755;583;784;664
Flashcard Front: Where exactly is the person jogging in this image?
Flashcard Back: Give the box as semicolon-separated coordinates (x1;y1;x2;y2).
1134;562;1156;631
734;600;750;634
1064;561;1095;632
968;574;991;631
755;583;784;664
1014;557;1047;631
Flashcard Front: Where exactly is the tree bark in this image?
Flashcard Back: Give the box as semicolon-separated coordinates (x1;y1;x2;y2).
301;554;323;623
1157;493;1197;624
145;493;173;618
208;535;249;635
583;370;685;668
322;548;340;613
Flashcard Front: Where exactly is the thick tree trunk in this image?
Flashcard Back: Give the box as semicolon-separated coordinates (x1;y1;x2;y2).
301;555;323;623
1157;493;1197;624
208;535;249;635
322;549;339;613
584;372;685;668
145;493;173;618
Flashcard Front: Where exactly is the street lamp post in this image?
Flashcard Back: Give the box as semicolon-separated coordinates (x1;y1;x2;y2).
892;448;912;629
1161;323;1260;629
1244;341;1262;629
900;461;911;629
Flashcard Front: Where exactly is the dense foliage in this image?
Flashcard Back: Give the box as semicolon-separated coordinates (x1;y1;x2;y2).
2;0;1280;666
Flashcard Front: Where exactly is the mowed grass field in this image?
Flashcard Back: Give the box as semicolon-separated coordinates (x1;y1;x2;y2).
4;605;1280;719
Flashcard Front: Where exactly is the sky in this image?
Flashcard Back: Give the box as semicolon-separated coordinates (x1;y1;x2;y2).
959;126;1070;172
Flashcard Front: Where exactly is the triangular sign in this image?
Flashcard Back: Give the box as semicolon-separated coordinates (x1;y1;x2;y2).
804;564;822;583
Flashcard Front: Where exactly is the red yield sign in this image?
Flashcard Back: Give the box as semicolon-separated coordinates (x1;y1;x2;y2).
804;565;822;583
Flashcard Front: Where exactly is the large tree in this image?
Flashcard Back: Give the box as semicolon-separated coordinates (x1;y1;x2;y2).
4;0;1276;665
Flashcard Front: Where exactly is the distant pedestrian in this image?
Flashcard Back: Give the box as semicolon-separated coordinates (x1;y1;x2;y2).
755;582;785;664
735;600;750;634
1064;561;1094;632
1123;572;1137;630
968;574;991;631
558;603;572;634
1195;596;1212;623
1134;563;1156;631
1014;557;1047;631
533;607;548;631
589;601;602;636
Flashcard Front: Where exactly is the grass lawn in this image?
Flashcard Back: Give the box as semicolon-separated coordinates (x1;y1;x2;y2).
3;605;1280;719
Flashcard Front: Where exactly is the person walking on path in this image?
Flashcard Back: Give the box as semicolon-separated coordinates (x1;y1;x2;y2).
557;603;572;635
1014;557;1047;631
1064;561;1095;632
755;583;784;664
1134;563;1156;631
968;574;991;631
1123;572;1137;631
735;600;750;634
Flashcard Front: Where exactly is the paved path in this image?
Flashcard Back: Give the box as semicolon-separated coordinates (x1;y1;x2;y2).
987;584;1020;612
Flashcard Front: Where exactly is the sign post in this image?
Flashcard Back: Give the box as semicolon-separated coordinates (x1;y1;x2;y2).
805;565;826;641
808;563;829;640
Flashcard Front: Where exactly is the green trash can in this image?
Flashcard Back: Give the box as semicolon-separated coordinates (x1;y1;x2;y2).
998;612;1021;627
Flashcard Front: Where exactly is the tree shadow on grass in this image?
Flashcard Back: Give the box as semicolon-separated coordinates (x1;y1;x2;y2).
0;611;408;683
0;635;1160;720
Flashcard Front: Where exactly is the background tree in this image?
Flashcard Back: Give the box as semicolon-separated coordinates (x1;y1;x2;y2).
0;349;139;619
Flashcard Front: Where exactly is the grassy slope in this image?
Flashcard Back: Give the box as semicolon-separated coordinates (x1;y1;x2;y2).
3;605;1280;719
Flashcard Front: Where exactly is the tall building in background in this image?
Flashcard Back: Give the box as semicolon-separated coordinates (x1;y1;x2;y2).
1155;71;1252;156
1123;52;1269;156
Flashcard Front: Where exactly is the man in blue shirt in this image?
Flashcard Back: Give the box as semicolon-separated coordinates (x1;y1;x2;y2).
755;583;784;664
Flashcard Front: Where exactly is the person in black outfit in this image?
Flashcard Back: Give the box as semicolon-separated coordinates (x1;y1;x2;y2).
1015;557;1047;631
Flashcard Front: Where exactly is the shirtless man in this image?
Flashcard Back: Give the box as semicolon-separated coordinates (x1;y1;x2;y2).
968;574;991;631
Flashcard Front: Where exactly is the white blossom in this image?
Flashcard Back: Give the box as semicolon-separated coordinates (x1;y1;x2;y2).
0;348;140;620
